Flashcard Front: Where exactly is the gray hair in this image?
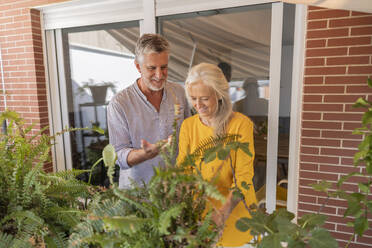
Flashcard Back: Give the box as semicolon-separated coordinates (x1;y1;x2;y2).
135;33;170;63
185;63;233;136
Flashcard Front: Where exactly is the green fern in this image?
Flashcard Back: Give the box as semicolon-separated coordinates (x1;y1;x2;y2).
0;111;102;248
193;133;241;156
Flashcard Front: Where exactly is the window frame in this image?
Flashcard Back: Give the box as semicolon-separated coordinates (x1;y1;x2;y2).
38;0;306;214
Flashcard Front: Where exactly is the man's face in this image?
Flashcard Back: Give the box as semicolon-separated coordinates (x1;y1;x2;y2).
135;52;169;91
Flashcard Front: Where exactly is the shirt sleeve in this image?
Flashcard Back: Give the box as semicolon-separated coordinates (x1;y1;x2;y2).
231;119;256;201
107;100;133;170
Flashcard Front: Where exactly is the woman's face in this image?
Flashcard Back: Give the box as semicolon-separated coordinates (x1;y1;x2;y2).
188;81;218;120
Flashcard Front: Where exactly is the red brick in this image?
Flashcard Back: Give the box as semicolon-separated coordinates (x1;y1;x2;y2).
305;58;325;66
303;103;343;112
299;178;318;187
299;203;336;214
328;36;371;47
300;162;319;171
323;113;363;121
326;56;370;65
304;76;324;84
307;28;349;39
318;197;348;208
308;9;350;20
351;11;372;16
325;75;368;84
321;147;357;157
302;121;342;130
351;26;372;35
319;164;360;174
343;122;363;130
348;65;372;74
346;85;372;93
298;194;317;203
324;95;363;103
329;16;372;27
329;231;354;241
302;112;321;120
356;235;372;245
349;46;372;55
301;146;319;154
306;39;326;48
304;85;345;93
5;22;24;29
345;104;367;113
300;170;339;181
307;20;327;29
302;137;341;147
7;47;25;54
306;47;348;57
305;66;347;76
299;187;327;197
302;129;321;137
342;140;361;148
322;130;362;139
303;95;323;102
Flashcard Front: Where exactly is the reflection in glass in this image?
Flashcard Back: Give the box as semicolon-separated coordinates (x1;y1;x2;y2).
63;22;140;186
159;3;295;209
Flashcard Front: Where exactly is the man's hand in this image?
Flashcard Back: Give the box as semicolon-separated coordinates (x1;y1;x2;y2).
141;139;160;159
127;136;171;167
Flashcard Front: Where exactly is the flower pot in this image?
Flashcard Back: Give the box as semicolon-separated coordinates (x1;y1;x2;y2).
88;85;109;104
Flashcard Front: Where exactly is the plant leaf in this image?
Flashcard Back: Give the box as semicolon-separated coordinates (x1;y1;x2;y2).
308;228;338;248
354;216;369;237
235;217;250;232
217;148;230;160
102;215;148;234
239;142;252;157
102;144;117;168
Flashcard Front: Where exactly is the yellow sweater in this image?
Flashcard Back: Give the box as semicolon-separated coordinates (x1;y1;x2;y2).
178;112;257;247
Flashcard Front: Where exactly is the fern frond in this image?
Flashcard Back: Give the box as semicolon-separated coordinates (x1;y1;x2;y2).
44;227;68;248
0;232;15;248
113;188;152;216
193;134;241;156
158;203;185;235
102;215;149;234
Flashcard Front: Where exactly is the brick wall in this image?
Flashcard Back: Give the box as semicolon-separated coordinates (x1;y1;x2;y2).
0;0;66;171
300;6;372;248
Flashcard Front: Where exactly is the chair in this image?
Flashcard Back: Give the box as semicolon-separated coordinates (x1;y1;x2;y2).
255;179;288;209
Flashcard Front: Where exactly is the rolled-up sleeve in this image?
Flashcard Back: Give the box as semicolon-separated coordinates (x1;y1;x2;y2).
232;120;255;197
107;101;132;170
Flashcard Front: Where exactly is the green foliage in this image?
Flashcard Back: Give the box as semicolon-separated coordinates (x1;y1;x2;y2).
235;208;337;248
0;111;99;248
70;147;224;247
69;110;259;247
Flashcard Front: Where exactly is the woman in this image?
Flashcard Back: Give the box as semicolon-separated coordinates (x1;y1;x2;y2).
177;63;257;247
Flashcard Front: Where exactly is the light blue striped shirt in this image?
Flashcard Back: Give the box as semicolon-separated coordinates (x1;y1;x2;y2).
107;80;190;188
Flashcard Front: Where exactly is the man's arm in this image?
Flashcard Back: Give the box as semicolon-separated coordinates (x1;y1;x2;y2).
107;101;136;170
126;139;160;167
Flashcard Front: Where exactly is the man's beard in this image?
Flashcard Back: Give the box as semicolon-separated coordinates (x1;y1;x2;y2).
143;77;166;91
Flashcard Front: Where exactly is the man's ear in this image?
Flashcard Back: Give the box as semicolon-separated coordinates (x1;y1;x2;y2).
135;60;141;73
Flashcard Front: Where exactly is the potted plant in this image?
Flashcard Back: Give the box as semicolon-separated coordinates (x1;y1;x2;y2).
78;79;117;104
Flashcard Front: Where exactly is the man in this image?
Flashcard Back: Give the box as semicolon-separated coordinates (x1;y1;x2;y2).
107;34;190;189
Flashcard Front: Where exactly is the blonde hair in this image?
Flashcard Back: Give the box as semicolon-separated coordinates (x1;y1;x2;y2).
185;63;233;135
